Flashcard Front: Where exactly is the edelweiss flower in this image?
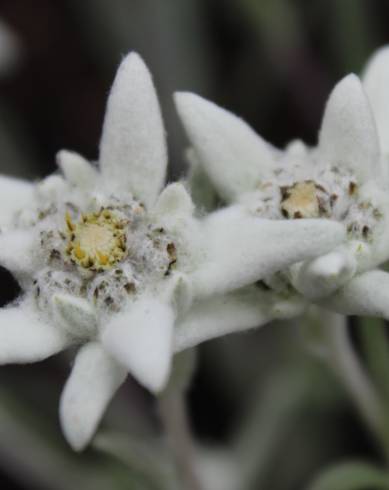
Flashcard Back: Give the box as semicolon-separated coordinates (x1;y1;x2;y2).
175;45;389;322
0;53;342;450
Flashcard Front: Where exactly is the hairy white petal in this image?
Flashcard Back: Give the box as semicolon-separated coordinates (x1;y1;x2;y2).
102;295;175;393
319;74;380;182
60;342;127;451
362;46;389;155
290;248;357;300
36;174;67;203
285;139;308;157
0;299;70;364
0;229;37;277
56;150;97;188
192;205;346;298
153;182;194;228
0;176;34;229
175;92;275;202
52;294;97;339
174;287;305;352
322;270;389;319
99;53;167;208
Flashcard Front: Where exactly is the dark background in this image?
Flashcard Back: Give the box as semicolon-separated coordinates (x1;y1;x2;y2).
0;1;388;489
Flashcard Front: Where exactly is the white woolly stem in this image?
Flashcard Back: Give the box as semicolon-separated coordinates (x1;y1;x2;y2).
158;390;202;490
324;312;389;457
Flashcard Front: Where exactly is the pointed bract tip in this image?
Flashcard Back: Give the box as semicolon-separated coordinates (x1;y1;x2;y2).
61;421;87;452
143;366;170;394
117;51;149;78
363;45;389;75
327;73;364;105
174;91;222;118
337;72;361;89
155;181;194;219
101;298;174;395
174;91;200;105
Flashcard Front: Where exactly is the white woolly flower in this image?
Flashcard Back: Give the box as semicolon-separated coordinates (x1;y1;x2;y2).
0;53;343;451
175;45;389;322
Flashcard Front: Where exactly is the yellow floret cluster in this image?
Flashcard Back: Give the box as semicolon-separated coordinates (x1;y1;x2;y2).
65;208;127;272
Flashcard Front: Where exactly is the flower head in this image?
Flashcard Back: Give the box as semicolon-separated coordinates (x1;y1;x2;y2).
0;52;179;450
175;46;389;319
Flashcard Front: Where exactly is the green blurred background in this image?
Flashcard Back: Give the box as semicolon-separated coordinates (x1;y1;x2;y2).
0;1;388;489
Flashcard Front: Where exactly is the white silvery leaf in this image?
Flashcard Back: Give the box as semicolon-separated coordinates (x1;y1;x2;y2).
290;247;357;300
174;286;305;352
284;139;308;157
0;175;34;229
321;269;389;319
362;46;389;155
0;229;38;277
60;342;127;451
56;150;97;189
0;298;71;364
152;182;194;227
36;174;67;200
99;53;167;208
175;92;275;202
319;74;381;183
191;205;346;298
52;293;97;338
102;294;175;393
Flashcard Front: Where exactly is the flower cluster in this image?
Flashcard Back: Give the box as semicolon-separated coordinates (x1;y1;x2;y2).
1;46;389;450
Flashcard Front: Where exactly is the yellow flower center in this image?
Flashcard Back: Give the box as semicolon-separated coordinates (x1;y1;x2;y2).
280;181;320;219
65;209;127;271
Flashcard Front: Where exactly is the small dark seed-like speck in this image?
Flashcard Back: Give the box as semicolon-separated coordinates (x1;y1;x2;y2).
362;225;370;238
348;182;357;195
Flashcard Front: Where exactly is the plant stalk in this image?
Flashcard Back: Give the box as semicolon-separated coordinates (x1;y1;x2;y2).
158;389;203;490
324;312;389;461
